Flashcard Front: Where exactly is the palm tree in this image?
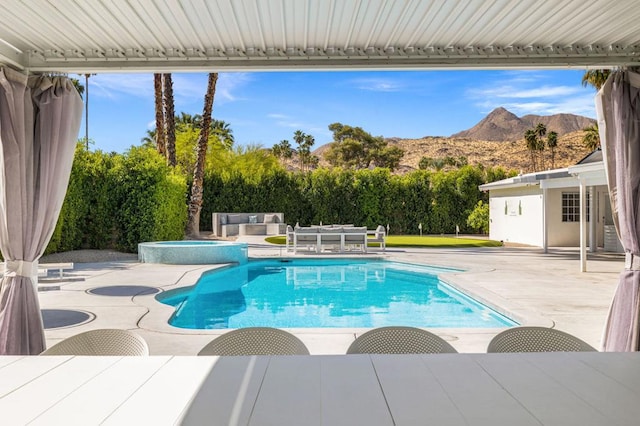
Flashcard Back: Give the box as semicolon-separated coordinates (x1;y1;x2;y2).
163;74;177;166
70;78;85;97
177;112;202;130
272;140;293;166
186;73;218;238
293;130;306;171
153;74;166;156
581;70;611;91
211;119;234;149
524;129;538;172
141;129;156;148
547;131;558;169
583;124;600;151
534;123;547;170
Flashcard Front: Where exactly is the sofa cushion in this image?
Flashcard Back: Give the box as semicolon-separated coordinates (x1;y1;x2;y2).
296;227;318;233
263;213;279;224
227;214;246;224
248;215;258;224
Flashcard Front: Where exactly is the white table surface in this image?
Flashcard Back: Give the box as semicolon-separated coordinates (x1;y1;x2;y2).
1;352;638;425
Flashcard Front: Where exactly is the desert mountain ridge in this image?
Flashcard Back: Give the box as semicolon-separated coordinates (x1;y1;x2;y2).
307;107;596;173
451;107;595;141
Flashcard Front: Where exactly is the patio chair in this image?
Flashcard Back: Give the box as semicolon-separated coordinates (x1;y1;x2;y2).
285;224;295;252
486;326;597;353
343;226;368;253
40;328;149;356
346;326;458;354
368;225;386;251
197;327;310;356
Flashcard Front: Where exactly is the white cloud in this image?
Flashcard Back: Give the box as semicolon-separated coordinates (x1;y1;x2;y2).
89;74;153;99
217;73;252;102
86;72;252;105
266;113;330;140
267;113;289;120
473;85;580;99
351;77;405;92
267;113;303;128
468;72;596;118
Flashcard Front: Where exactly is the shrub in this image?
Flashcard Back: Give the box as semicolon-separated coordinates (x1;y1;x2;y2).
112;146;187;251
46;145;187;254
467;200;490;234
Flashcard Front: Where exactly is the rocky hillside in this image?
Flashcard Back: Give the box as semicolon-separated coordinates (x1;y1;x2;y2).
387;131;592;173
306;107;596;174
451;107;595;141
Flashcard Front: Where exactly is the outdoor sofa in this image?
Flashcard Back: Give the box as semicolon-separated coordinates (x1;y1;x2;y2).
212;212;286;238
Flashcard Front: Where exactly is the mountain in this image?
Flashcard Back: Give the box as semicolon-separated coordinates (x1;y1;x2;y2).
451;107;595;141
386;131;592;173
303;107;595;173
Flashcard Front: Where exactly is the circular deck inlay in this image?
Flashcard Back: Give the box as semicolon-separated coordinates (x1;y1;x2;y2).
42;309;94;329
88;285;160;297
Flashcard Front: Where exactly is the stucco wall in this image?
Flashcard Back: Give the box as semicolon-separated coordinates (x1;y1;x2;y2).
488;186;543;246
546;188;578;246
488;185;609;248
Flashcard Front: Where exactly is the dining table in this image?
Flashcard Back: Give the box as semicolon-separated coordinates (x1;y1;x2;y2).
1;352;638;425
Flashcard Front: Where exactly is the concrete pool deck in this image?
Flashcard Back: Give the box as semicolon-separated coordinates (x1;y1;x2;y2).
38;237;624;354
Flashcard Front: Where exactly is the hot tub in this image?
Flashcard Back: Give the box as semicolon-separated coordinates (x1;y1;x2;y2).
138;241;248;265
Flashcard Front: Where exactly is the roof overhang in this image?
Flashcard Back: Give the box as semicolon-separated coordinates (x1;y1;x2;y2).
1;0;639;73
569;161;608;186
480;168;571;191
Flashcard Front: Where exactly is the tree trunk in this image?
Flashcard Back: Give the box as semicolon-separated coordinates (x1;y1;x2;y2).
163;74;177;167
153;74;166;156
186;73;218;238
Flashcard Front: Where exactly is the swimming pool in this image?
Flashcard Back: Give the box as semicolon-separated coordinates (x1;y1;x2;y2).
157;259;517;329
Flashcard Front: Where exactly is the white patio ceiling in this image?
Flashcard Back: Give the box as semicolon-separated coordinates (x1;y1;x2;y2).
0;0;639;73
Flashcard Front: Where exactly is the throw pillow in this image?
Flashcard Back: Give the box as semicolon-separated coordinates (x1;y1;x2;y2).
263;214;278;223
219;214;227;225
249;215;258;224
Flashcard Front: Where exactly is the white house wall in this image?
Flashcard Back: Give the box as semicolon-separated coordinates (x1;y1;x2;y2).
488;185;610;248
546;188;579;246
488;186;543;246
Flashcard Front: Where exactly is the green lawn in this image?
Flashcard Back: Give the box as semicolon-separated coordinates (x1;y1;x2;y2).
265;235;502;248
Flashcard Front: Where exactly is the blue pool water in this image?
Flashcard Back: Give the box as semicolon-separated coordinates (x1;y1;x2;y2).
157;259;517;329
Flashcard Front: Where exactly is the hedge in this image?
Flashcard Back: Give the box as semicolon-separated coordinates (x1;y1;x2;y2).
46;145;187;254
46;148;509;254
200;165;507;235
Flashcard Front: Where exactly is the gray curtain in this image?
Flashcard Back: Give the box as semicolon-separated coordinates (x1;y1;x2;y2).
0;68;82;355
597;69;640;351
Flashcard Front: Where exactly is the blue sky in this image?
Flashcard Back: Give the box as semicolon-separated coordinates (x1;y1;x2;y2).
82;69;597;153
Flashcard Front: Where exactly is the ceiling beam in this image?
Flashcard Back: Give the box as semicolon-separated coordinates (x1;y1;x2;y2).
21;45;639;73
0;40;26;70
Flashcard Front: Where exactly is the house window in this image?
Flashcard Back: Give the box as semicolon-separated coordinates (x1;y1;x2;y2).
562;192;589;222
